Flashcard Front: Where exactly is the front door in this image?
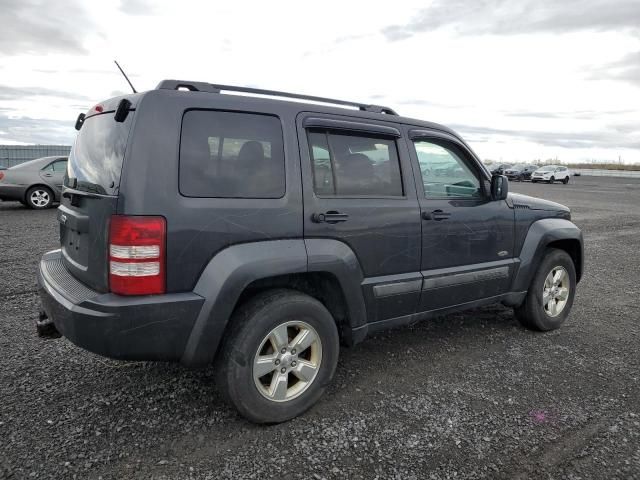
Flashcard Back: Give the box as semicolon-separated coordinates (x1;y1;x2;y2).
406;129;516;312
298;113;422;324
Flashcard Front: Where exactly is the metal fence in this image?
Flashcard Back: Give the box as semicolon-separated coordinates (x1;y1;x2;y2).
0;145;71;168
572;168;640;178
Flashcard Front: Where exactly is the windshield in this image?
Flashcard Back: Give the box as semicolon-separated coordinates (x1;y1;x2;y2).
511;164;525;170
538;166;556;171
66;112;133;195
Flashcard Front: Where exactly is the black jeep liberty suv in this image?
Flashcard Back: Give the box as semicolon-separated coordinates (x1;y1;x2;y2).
38;80;583;423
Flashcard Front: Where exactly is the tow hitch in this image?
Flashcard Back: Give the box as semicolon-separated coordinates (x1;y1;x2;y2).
36;311;61;339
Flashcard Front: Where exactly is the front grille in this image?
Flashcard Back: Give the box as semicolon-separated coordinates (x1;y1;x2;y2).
41;255;97;303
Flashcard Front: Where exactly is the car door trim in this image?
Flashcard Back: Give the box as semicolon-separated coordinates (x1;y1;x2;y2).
303;117;401;137
422;260;514;290
372;278;423;298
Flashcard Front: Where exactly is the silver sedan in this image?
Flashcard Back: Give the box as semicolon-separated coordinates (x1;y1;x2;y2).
0;156;68;209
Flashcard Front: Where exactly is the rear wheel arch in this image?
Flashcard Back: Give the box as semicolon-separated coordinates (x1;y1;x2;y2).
235;272;352;345
181;239;366;367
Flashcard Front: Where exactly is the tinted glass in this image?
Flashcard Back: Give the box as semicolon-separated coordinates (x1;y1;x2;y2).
413;140;481;198
52;160;67;172
180;110;285;198
66;113;133;195
308;130;403;197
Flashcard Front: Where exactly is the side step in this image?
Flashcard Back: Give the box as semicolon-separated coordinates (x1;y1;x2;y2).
36;311;61;339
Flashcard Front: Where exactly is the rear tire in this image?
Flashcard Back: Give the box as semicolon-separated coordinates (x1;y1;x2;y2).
562;176;569;184
26;186;54;209
216;289;340;423
515;248;576;331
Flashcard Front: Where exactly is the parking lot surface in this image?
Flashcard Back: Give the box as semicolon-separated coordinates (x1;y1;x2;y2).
1;176;639;479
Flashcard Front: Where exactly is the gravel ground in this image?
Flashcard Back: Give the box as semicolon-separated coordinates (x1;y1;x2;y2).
1;176;639;480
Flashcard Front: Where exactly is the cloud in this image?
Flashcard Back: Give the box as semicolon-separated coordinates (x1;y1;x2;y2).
119;0;156;15
0;0;96;54
504;109;635;120
450;123;640;150
588;51;640;87
0;85;90;102
0;114;75;145
382;0;640;40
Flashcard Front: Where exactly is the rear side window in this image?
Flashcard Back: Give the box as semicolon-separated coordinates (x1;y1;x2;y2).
42;160;67;172
180;110;285;198
308;130;403;197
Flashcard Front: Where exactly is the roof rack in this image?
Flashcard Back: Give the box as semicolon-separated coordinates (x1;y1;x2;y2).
156;79;398;115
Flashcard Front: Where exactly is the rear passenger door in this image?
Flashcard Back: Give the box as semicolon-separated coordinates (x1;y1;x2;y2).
297;114;422;324
40;158;67;193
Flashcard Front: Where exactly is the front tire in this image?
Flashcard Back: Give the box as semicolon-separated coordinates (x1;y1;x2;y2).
26;186;54;209
549;176;555;184
216;289;340;423
515;248;576;331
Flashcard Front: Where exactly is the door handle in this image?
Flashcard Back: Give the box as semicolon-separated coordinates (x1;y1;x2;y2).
312;211;349;224
422;209;451;221
43;173;53;177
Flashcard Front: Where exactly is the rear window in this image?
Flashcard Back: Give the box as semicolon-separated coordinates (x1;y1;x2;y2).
179;110;285;198
66;113;133;195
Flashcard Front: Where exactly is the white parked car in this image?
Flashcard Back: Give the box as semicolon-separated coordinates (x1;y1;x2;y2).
531;165;571;184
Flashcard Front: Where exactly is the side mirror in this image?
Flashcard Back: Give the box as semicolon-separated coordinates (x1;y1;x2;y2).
491;174;509;201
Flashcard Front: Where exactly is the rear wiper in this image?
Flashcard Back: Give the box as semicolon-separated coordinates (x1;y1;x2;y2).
64;178;107;195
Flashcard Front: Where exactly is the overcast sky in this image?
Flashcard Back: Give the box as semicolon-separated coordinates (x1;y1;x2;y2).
1;0;639;163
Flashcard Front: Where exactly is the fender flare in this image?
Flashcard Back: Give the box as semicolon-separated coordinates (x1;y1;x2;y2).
181;240;307;367
512;218;584;292
180;238;367;367
304;238;367;333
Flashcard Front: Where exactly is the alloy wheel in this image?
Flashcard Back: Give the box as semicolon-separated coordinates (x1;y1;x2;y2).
30;189;51;207
253;321;322;402
542;266;570;317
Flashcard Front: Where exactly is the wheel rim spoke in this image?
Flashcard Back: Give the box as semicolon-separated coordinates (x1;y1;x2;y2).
269;324;289;351
269;373;289;400
289;328;316;354
291;359;317;383
557;287;569;301
254;354;278;379
553;270;563;285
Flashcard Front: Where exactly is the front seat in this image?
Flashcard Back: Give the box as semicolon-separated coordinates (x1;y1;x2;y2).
337;153;375;195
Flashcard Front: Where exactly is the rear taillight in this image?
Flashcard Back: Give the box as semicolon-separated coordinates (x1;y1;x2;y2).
0;172;4;181
109;215;166;295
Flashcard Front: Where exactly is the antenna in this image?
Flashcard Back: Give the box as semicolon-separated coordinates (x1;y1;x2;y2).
114;60;137;93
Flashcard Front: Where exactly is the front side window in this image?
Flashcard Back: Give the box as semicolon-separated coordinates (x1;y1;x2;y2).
180;110;285;198
308;130;403;197
413;140;482;198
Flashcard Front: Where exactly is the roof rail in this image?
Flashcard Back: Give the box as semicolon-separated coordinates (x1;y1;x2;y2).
155;79;398;115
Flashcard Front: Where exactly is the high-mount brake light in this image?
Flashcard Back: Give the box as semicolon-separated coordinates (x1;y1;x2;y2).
94;104;104;113
109;215;166;295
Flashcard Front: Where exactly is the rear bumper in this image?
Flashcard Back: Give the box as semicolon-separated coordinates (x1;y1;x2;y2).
0;185;26;201
37;250;204;362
